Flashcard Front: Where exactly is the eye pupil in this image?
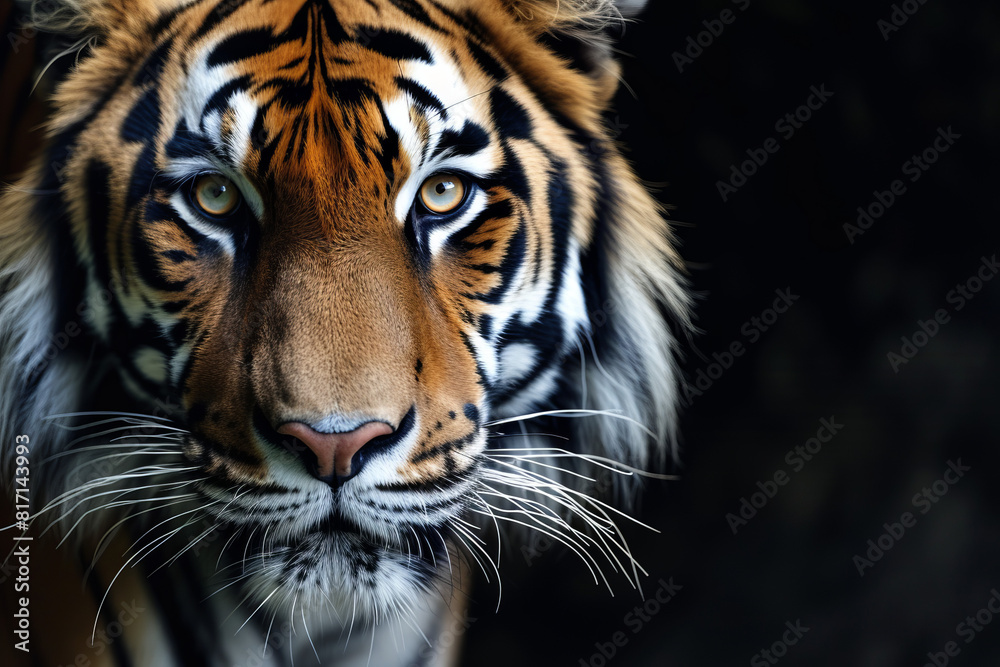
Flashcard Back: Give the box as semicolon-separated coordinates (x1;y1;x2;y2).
435;182;448;195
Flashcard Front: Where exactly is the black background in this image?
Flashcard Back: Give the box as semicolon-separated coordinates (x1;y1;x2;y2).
464;1;1000;666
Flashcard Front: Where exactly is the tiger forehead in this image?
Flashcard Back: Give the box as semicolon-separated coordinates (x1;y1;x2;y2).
163;0;500;180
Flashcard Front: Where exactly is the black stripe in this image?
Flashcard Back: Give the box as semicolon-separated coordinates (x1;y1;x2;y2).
148;5;184;40
428;0;489;41
207;28;275;67
497;143;531;203
133;37;173;86
541;157;573;307
165;119;213;159
388;0;445;32
463;218;526;304
193;0;252;40
490;86;533;140
358;27;432;62
85;160;115;289
466;38;506;81
374;105;400;185
130;205;192;292
411;429;477;463
396;76;445;112
121;87;161;143
202;75;253;122
430;122;489;160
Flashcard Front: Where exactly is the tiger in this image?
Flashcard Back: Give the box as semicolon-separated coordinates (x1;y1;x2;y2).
0;0;691;664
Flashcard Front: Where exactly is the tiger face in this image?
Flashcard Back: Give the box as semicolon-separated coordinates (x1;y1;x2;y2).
1;0;689;641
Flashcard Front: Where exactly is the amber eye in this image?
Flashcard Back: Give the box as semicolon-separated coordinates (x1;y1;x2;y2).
191;173;241;217
418;173;466;214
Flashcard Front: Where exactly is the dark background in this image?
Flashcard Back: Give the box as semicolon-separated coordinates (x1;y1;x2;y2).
463;1;1000;666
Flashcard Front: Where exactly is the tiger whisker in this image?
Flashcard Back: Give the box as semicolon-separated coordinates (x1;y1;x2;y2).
242;526;260;574
480;470;631;573
434;527;454;585
484;408;656;438
485;431;570;441
467;496;607;590
474;490;508;569
474;485;611;564
88;495;202;572
484;446;680;480
216;526;245;572
57;489;202;548
202;566;260;602
302;602;321;664
43;410;174;423
264;608;278;658
289;593;298;667
447;523;490;584
38;470;199;522
479;463;651;587
231;579;280;633
40;476;201;537
73;450;184;471
485;457;660;531
110;433;186;442
449;519;502;611
123;505;211;556
38;442;181;465
484;453;599;481
92;513;202;643
154;518;222;573
28;463;192;519
61;424;181;448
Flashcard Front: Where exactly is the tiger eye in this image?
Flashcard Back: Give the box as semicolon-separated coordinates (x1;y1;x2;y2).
419;174;466;214
192;173;240;217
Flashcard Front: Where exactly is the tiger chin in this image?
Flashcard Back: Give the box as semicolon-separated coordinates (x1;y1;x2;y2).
0;0;690;663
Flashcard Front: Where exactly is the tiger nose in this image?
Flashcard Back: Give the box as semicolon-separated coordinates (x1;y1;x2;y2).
277;420;393;483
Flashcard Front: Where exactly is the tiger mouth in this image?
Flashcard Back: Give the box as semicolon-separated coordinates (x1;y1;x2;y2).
242;511;393;555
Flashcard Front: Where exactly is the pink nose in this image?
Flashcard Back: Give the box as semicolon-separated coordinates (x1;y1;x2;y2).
277;421;394;480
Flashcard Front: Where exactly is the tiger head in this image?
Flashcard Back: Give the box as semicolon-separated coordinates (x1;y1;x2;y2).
1;0;689;626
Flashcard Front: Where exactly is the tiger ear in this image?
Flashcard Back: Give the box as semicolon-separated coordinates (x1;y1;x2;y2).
502;0;647;103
